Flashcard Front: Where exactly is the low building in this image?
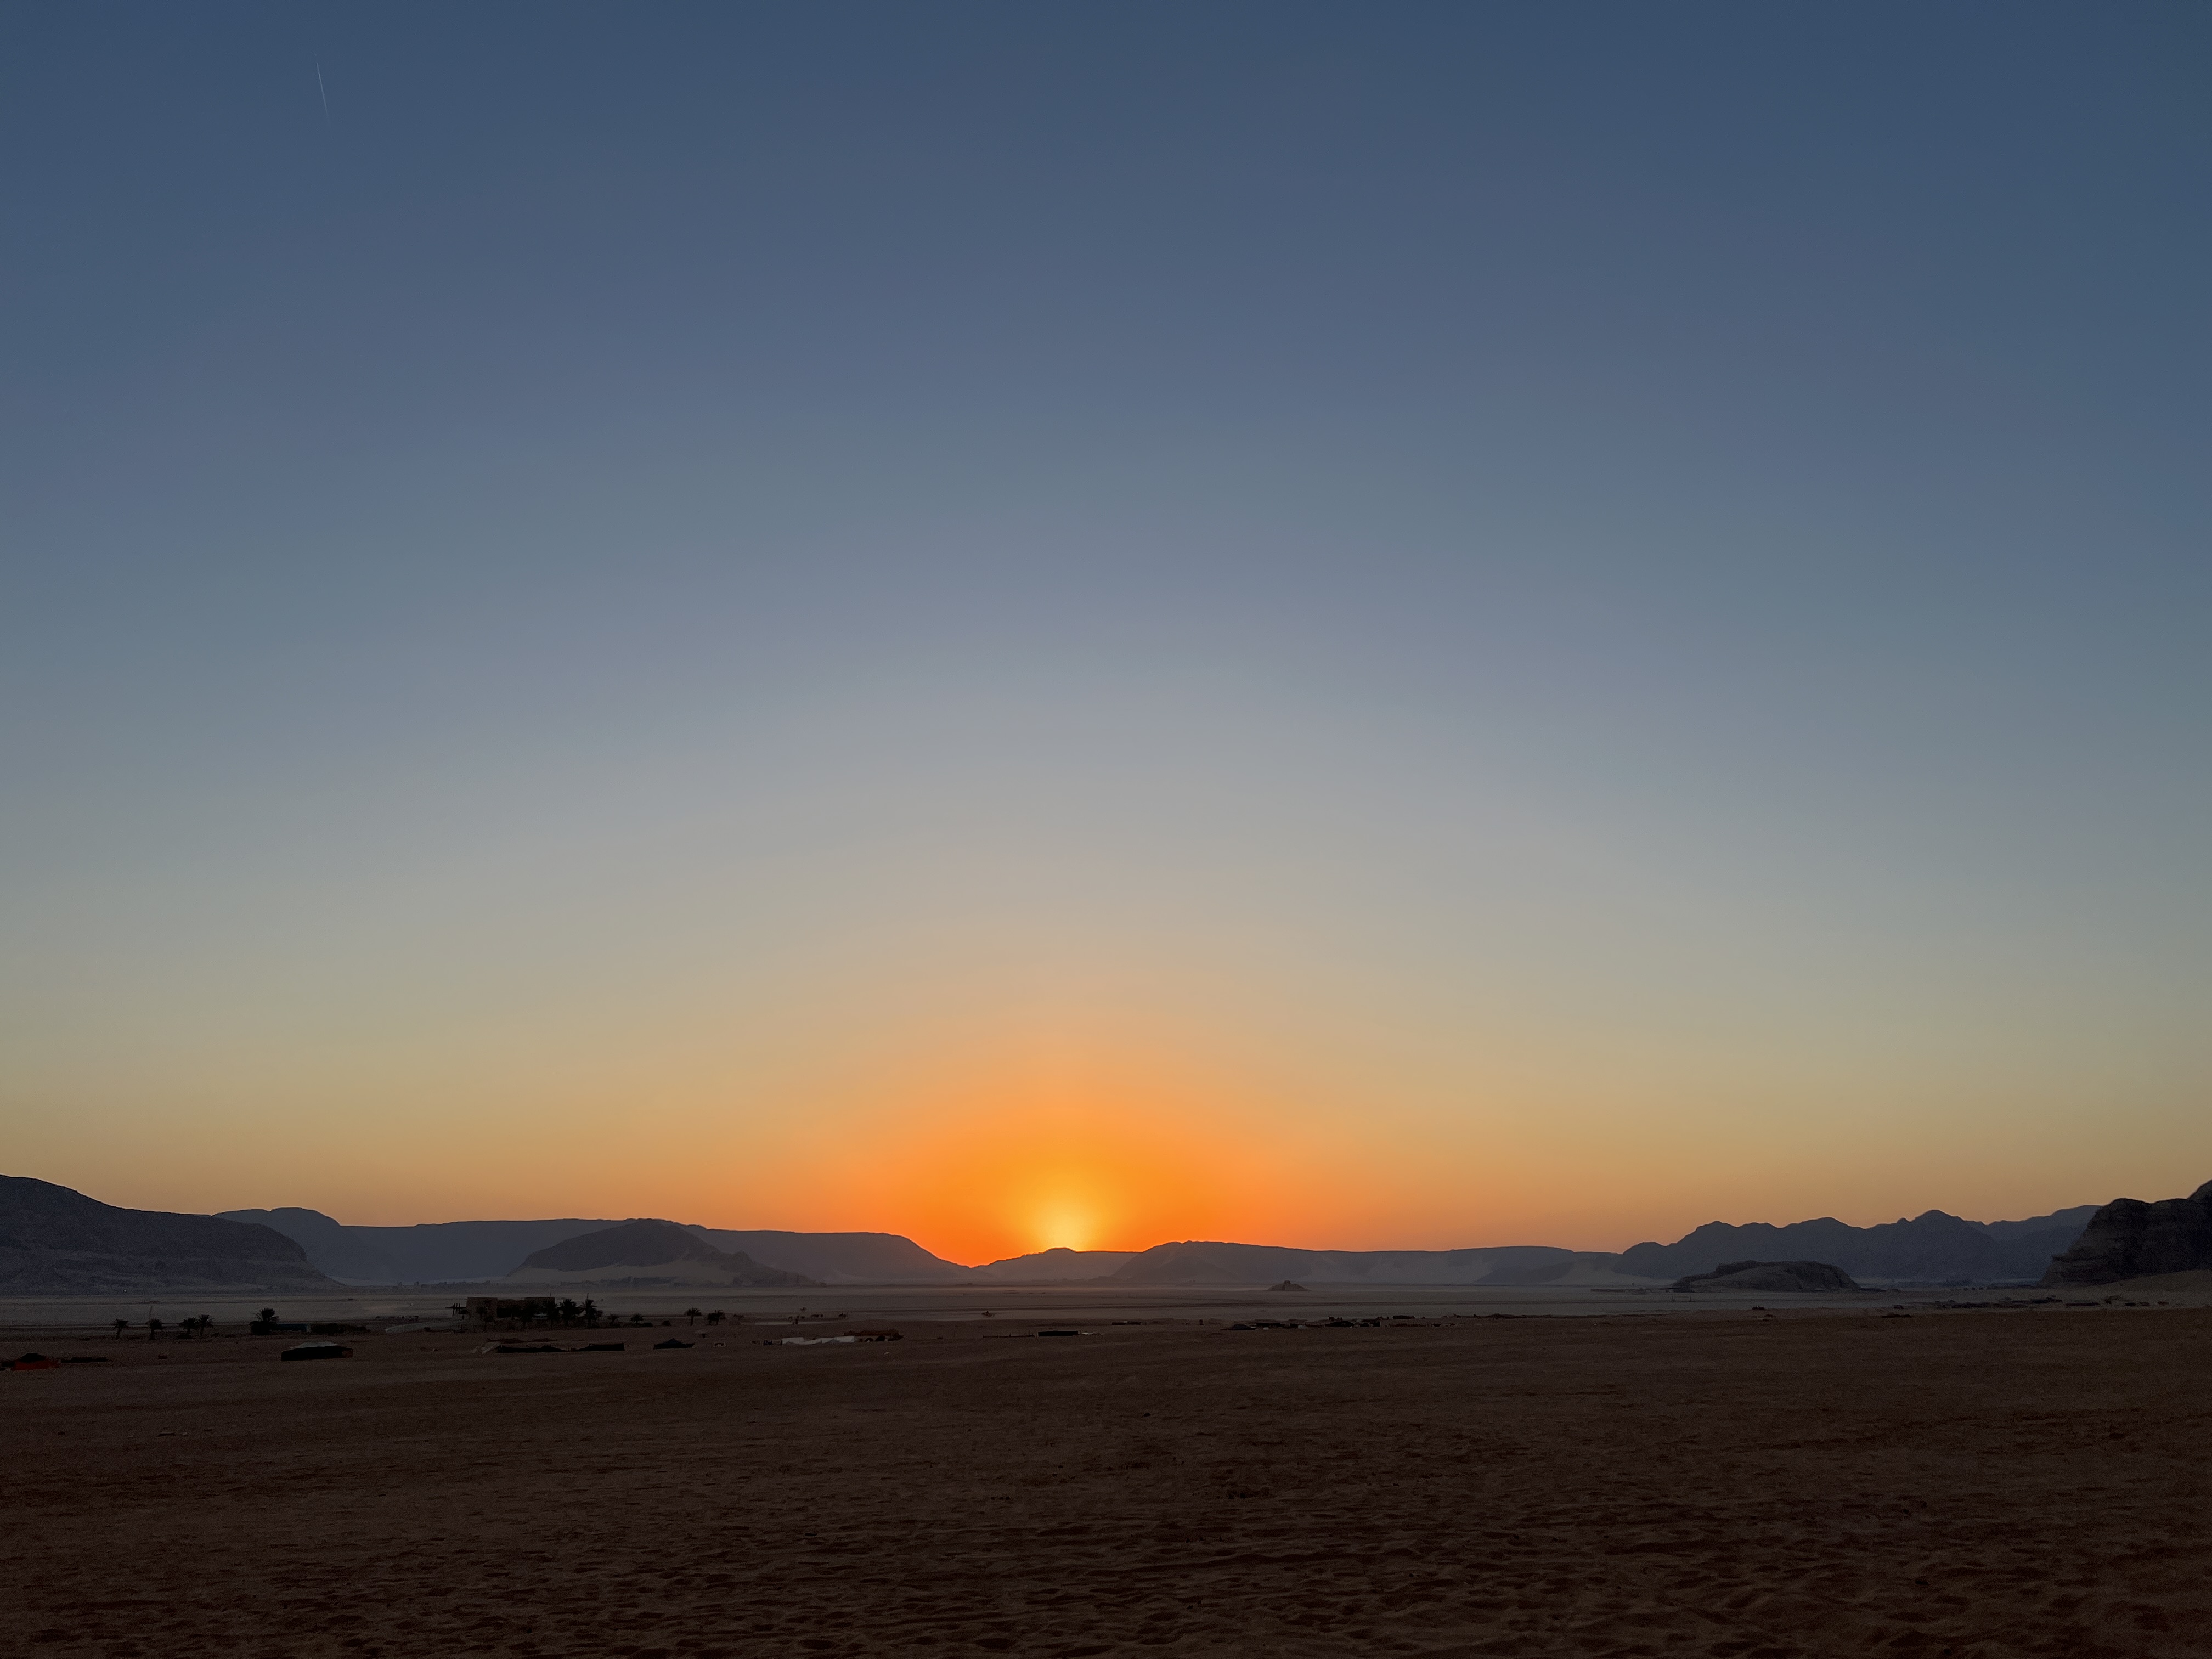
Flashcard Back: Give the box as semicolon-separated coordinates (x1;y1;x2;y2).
465;1296;559;1324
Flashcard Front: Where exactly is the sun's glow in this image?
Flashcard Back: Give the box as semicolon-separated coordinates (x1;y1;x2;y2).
799;1027;1336;1265
1030;1201;1094;1254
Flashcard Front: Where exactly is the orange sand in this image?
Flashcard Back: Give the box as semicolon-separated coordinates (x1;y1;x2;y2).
7;1309;2209;1656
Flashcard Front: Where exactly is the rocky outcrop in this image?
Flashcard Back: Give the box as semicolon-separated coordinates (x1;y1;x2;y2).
1;1176;337;1293
2040;1183;2212;1287
509;1219;815;1286
1671;1260;1860;1293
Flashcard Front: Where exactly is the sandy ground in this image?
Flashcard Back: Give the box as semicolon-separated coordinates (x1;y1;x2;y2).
6;1306;2209;1658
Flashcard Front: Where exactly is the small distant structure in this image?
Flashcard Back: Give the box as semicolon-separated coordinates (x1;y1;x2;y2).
1266;1280;1310;1293
280;1341;353;1362
465;1296;558;1325
1669;1260;1860;1294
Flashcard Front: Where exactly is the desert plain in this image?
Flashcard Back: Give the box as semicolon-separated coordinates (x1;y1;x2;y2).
6;1291;2210;1658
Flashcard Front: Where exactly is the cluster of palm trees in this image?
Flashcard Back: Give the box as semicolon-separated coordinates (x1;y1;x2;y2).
103;1304;746;1339
453;1298;622;1328
448;1299;738;1329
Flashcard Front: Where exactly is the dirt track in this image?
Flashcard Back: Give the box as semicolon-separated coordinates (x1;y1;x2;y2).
7;1310;2209;1657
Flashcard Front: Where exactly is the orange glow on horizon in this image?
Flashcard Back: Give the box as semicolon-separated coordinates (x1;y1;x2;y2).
786;1036;1339;1266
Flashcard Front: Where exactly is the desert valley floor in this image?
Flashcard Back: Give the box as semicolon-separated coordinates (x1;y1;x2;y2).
7;1299;2210;1658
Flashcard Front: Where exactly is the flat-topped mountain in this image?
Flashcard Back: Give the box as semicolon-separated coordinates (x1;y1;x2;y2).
2041;1182;2212;1286
509;1219;815;1286
3;1176;335;1293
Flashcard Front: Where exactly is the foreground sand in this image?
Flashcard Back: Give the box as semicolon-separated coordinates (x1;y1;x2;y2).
7;1308;2208;1657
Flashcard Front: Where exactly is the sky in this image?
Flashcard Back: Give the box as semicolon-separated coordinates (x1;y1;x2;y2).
3;2;2207;1265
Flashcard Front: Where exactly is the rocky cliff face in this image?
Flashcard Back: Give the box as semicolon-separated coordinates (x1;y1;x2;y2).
1;1176;337;1292
2040;1182;2212;1286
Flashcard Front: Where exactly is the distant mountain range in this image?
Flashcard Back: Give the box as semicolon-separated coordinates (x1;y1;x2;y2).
1612;1207;2100;1287
217;1194;2103;1288
964;1213;2100;1289
1088;1241;1644;1288
3;1177;335;1293
216;1208;975;1285
216;1208;618;1283
0;1170;2130;1291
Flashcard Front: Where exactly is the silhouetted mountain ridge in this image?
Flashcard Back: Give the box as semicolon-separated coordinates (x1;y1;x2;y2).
173;1187;2115;1288
221;1208;974;1283
1099;1241;1641;1286
4;1177;336;1293
1615;1207;2092;1285
219;1210;624;1283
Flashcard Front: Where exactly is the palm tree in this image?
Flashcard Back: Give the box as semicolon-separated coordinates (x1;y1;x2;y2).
582;1298;601;1328
146;1317;164;1341
683;1307;702;1326
112;1318;128;1340
258;1308;278;1327
706;1310;725;1325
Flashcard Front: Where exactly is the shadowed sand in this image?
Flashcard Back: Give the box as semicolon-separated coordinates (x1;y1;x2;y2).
7;1307;2208;1657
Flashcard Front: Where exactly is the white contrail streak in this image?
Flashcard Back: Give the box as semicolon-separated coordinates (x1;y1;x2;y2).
315;60;330;125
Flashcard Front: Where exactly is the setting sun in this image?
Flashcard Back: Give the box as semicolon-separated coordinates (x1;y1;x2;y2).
796;1031;1333;1266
